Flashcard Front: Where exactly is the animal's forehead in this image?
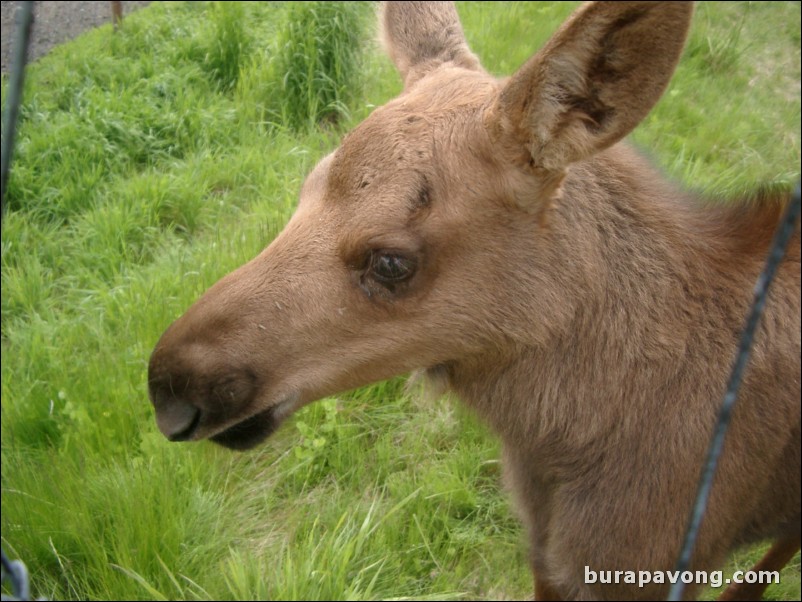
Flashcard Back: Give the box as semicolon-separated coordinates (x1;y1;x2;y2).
328;68;498;194
329;106;433;191
319;111;431;221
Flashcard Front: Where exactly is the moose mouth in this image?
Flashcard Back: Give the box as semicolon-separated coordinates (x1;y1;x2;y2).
161;395;297;451
210;393;300;451
210;406;283;450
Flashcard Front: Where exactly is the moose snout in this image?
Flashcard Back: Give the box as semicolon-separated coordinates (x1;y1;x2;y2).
156;400;200;442
148;370;203;441
147;335;262;443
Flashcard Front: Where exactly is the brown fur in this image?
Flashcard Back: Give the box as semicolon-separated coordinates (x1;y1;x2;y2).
148;2;801;599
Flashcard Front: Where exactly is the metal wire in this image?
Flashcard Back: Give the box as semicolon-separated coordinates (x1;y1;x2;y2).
1;548;30;602
667;181;802;601
1;5;37;602
1;1;34;224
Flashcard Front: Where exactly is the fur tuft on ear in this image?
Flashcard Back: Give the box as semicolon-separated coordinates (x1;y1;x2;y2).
490;1;694;173
379;1;482;89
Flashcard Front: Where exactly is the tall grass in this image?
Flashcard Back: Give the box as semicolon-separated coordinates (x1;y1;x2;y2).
1;2;800;600
204;1;252;91
239;1;368;130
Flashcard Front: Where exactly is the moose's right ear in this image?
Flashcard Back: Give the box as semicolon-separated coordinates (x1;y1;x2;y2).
489;1;693;176
380;1;481;90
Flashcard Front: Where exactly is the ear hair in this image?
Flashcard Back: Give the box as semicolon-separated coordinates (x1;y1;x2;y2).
491;1;694;172
379;1;482;89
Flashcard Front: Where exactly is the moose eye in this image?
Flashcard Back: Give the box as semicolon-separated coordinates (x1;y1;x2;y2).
369;252;416;284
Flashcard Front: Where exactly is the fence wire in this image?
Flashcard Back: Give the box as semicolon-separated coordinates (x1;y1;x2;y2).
1;549;31;602
667;181;801;601
0;1;34;223
2;4;37;601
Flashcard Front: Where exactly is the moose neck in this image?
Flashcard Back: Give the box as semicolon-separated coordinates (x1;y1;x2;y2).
437;142;747;471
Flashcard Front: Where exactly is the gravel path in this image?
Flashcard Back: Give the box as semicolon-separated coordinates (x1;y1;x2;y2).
1;1;151;74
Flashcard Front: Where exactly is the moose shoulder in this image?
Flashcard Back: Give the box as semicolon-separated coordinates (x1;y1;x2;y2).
148;2;801;600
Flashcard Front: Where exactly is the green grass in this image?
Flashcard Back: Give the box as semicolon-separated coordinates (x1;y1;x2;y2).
252;1;368;130
1;1;800;600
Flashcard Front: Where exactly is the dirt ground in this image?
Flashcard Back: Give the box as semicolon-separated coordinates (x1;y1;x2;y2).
1;1;152;74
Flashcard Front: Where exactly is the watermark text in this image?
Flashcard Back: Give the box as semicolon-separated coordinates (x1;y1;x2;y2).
584;565;780;589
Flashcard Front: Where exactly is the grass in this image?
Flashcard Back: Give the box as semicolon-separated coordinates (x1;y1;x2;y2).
1;1;800;600
254;1;367;130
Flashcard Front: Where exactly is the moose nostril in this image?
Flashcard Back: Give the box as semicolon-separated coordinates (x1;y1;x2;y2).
155;399;201;441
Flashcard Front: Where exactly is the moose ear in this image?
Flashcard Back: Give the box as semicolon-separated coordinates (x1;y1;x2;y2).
380;1;481;89
490;1;693;174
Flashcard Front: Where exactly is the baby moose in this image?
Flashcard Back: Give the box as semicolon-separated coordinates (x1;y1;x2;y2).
148;2;801;599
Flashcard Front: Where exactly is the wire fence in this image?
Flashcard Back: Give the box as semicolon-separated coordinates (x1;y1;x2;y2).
667;181;801;601
1;548;36;602
1;2;800;601
0;1;33;225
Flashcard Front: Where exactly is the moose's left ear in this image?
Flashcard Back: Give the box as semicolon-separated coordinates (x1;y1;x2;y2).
380;1;482;89
489;1;694;173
